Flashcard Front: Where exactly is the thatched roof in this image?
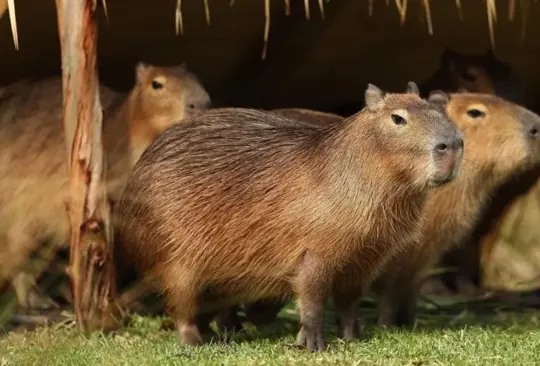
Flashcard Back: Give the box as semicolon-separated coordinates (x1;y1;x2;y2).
1;0;540;110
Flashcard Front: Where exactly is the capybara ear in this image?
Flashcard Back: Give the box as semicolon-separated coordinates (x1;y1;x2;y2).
365;84;384;111
456;87;469;93
406;81;420;95
135;62;149;83
428;90;450;107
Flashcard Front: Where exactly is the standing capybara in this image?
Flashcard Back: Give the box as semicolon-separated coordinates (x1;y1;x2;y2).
373;91;540;327
116;82;463;351
0;62;211;311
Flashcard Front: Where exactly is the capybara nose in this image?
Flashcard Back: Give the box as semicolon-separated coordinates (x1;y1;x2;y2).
431;135;464;186
528;123;540;139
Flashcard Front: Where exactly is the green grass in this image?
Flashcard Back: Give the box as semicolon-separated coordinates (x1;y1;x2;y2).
1;299;540;366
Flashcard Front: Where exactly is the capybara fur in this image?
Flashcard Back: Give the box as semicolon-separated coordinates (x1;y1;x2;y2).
373;91;540;328
272;108;343;126
0;62;211;311
116;82;463;351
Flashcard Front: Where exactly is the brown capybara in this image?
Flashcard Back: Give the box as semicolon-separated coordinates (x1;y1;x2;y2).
422;48;529;295
116;82;463;351
0;62;211;311
373;91;540;327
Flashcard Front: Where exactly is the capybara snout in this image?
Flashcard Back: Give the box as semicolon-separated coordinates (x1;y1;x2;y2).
520;107;540;143
430;130;464;186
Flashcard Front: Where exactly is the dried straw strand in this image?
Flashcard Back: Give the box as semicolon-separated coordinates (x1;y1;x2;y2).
175;0;184;35
262;0;270;60
509;0;515;21
285;0;290;16
229;0;235;6
204;0;210;25
318;0;325;19
486;0;496;48
304;0;310;20
7;0;18;50
369;0;374;16
101;0;109;24
422;0;433;35
395;0;407;25
385;0;390;6
455;0;463;21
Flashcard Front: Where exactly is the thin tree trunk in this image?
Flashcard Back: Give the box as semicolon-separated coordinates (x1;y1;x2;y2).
55;0;117;333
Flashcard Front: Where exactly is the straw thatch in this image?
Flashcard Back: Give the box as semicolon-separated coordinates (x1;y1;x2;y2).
0;0;527;57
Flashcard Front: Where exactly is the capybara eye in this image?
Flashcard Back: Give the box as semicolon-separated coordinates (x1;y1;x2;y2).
152;80;163;90
391;114;406;125
189;104;195;109
466;109;485;119
462;68;477;82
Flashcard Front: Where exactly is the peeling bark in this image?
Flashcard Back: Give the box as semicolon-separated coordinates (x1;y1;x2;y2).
55;0;117;333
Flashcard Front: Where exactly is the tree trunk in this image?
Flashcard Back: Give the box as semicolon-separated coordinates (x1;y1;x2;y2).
55;0;118;333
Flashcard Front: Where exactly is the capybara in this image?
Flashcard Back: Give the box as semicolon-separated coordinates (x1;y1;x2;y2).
373;91;540;327
332;48;527;118
0;62;211;311
422;48;529;295
116;82;463;351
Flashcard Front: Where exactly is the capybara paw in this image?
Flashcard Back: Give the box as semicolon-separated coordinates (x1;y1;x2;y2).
177;323;204;346
296;326;326;352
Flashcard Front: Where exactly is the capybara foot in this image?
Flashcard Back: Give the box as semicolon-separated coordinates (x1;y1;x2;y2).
177;321;204;346
296;326;326;352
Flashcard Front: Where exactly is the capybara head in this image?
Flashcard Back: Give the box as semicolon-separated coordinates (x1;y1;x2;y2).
435;48;525;104
132;62;212;132
361;82;463;188
428;91;540;182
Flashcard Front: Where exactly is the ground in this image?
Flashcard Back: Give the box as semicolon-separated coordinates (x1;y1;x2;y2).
1;296;540;366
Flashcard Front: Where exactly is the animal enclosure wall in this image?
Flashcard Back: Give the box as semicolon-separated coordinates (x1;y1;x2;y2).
2;0;540;292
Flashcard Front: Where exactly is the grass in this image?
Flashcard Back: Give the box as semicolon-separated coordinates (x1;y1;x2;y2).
1;298;540;366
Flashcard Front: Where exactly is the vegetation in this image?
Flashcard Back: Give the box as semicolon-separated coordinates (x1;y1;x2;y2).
2;297;540;366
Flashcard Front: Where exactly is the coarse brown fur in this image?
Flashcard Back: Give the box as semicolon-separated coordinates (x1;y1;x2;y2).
116;83;463;351
271;108;343;126
373;92;540;327
0;62;211;311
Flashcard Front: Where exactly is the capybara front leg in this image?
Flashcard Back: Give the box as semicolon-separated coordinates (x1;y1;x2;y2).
294;251;329;352
333;287;362;341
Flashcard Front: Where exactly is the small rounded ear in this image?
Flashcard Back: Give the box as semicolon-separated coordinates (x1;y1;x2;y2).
428;90;450;107
406;81;420;95
456;87;469;93
136;62;149;83
365;84;384;111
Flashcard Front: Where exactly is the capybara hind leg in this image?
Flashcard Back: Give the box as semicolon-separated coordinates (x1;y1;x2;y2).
166;280;203;346
377;279;419;328
12;271;59;310
244;300;284;326
294;251;329;352
333;287;362;341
